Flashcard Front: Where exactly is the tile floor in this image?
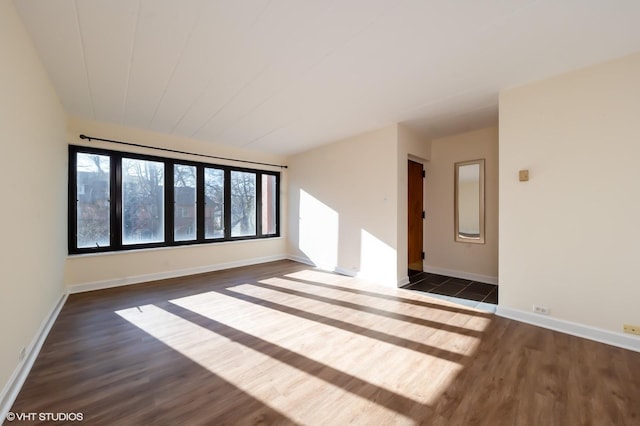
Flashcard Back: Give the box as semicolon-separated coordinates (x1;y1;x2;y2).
405;271;498;312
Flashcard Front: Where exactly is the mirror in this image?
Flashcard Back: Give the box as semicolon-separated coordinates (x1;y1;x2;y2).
455;159;485;244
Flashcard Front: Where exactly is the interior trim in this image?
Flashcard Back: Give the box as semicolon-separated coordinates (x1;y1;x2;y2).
67;255;287;294
287;255;406;287
0;292;68;420
422;265;498;285
496;306;640;353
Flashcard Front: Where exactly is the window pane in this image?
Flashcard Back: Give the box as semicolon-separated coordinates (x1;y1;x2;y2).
231;171;256;237
76;153;110;248
204;168;224;239
262;174;277;235
122;158;164;245
174;164;196;241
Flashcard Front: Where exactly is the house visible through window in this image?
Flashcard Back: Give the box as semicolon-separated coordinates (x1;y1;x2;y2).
122;158;165;245
204;167;224;239
68;146;280;254
75;153;110;248
174;164;196;242
262;174;277;235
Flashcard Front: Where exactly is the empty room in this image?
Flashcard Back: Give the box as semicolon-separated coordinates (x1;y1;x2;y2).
1;0;640;424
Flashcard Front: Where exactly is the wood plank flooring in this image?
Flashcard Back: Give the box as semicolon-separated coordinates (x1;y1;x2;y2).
9;260;640;425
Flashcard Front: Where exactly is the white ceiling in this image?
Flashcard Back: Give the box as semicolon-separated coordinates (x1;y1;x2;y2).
14;0;640;155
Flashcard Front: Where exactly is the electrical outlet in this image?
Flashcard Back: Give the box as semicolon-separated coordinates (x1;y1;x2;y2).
18;347;26;361
623;324;640;336
532;305;550;315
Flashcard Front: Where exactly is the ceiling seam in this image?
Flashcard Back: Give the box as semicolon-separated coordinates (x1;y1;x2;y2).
73;0;95;119
249;0;272;29
121;0;141;125
147;0;208;129
391;83;502;125
181;0;274;137
418;102;499;136
424;101;499;122
202;0;397;141
242;117;298;148
191;1;342;139
186;65;269;138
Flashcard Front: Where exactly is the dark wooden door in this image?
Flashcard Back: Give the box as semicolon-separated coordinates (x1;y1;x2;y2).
408;160;424;273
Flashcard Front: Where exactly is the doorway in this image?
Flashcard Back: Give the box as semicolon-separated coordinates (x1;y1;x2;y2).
407;160;424;275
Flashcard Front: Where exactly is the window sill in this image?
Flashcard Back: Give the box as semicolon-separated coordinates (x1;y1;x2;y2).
67;236;284;259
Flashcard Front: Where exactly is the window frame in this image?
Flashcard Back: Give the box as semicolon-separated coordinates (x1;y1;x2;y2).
121;156;166;247
68;145;280;255
172;163;198;243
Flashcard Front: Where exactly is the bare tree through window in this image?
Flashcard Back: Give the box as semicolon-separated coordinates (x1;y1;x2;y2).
122;158;164;244
174;164;196;241
205;168;224;238
231;171;256;237
70;147;279;253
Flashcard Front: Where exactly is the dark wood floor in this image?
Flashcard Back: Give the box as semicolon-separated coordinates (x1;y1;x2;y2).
9;260;640;425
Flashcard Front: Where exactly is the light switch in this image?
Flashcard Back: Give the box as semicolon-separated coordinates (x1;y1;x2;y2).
519;170;529;181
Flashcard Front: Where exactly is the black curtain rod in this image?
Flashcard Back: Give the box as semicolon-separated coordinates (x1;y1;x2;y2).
79;134;288;169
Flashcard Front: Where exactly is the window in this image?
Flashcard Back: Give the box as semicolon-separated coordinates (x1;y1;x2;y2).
231;171;256;237
262;174;277;235
69;146;279;254
174;164;196;241
204;168;224;239
75;153;110;248
122;158;165;245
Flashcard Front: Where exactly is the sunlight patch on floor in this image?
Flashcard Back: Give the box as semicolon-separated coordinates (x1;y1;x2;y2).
250;277;483;351
115;304;415;423
168;288;469;406
285;269;494;327
286;269;355;285
260;276;492;333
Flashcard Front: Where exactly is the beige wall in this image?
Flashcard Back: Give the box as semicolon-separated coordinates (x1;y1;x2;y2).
499;52;640;333
0;0;67;404
65;118;288;289
425;127;499;282
287;125;400;285
287;124;429;286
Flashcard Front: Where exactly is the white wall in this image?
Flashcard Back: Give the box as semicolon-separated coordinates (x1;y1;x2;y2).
499;52;640;333
287;125;400;285
0;0;67;405
425;127;499;282
65;118;288;290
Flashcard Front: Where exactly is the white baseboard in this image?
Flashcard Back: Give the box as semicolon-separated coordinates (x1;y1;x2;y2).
287;254;353;276
68;254;287;294
397;275;410;287
287;255;355;280
287;254;355;277
333;266;358;278
287;255;310;264
496;306;640;353
1;291;68;420
287;255;406;287
423;265;498;285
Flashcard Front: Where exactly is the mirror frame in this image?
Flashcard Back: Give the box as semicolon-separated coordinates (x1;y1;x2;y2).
454;159;485;244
